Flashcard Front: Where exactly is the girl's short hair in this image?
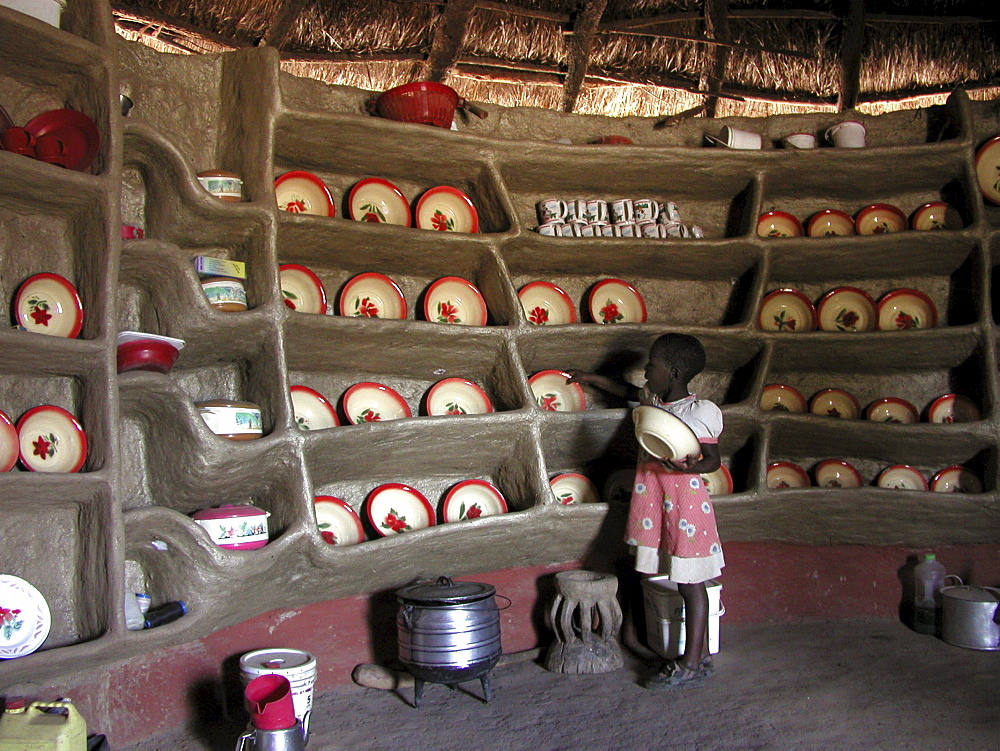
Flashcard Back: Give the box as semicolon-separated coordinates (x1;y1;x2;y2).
650;333;706;381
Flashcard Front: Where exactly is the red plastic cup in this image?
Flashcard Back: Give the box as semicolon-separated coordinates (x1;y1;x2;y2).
245;674;297;730
2;127;35;150
35;135;64;159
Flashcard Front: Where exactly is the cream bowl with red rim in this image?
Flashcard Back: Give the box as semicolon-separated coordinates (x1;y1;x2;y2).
760;383;807;413
766;461;810;489
348;177;411;226
529;370;587;412
274;170;335;217
423;276;487;326
518;281;577;326
814;459;863;489
441;479;508;522
587;278;646;324
877;464;928;491
865;397;919;424
366;483;435;535
816;286;877;332
974;134;1000;205
279;263;327;314
632;406;701;461
876;288;937;330
341;382;411;424
15;272;84;338
339;272;407;319
926;393;980;423
314;496;365;546
809;388;860;419
930;466;983;494
806;209;855;237
0;409;18;472
424;377;493;416
549;472;601;505
756;211;802;238
854;203;907;235
415;186;479;233
290;385;340;430
910;201;963;231
17;405;87;473
757;288;816;332
700;464;734;496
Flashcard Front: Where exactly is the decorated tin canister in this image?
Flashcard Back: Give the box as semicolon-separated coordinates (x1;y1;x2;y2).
200;276;248;312
192;504;270;549
197;169;243;202
195;399;262;440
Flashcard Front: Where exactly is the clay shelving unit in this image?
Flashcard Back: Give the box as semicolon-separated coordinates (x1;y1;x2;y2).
1;0;999;688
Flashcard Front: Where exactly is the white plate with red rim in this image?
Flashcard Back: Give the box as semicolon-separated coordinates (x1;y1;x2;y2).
415;186;479;233
348;177;411;226
816;286;877;332
291;385;340;430
700;464;734;496
0;409;18;472
854;203;907;235
974;135;1000;204
865;397;919;424
758;288;816;332
756;211;803;238
549;472;601;505
366;483;435;535
809;388;860;419
17;405;87;473
441;479;508;522
339;272;407;319
423;276;488;326
587;278;646;324
876;288;937;330
926;393;980;423
814;459;863;489
274;170;335;217
529;370;587;412
930;465;983;494
806;209;856;237
314;495;365;545
877;464;928;491
760;383;807;413
15;272;83;338
279;263;327;314
910;201;963;231
518;281;577;326
342;382;411;424
0;574;51;658
766;461;810;489
424;377;493;416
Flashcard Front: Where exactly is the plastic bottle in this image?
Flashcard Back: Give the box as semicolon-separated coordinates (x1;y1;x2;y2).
143;601;187;629
913;553;946;634
123;591;145;631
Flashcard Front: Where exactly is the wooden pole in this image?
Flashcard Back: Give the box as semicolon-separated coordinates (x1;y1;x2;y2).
423;0;477;82
258;0;310;49
701;0;731;118
562;0;610;112
838;0;866;111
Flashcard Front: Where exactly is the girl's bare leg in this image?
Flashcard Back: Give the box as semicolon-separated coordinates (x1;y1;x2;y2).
677;581;708;671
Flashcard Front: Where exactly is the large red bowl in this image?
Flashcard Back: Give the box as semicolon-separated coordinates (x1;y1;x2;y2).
117;339;180;374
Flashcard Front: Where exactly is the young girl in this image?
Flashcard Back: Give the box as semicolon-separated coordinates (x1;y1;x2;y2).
569;332;724;689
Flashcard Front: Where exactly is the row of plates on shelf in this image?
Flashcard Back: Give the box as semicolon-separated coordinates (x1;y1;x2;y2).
10;272;83;338
759;286;937;332
762;386;980;423
274;172;480;233
519;279;646;325
757;201;963;238
0;405;87;473
768;460;982;493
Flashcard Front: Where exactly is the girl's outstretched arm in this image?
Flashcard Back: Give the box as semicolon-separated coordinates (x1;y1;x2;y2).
566;370;640;400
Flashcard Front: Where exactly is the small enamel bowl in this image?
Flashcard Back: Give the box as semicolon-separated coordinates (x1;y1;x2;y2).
865;397;919;424
756;211;803;238
809;388;861;419
760;384;807;413
758;289;816;332
767;461;810;489
814;459;863;489
854;203;907;235
930;465;983;494
877;464;928;491
910;201;963;231
806;209;856;237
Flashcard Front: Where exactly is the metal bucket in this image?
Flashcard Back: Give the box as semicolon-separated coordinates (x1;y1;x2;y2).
940;585;1000;651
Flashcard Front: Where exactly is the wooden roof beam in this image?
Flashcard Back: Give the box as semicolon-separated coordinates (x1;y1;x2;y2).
838;0;865;111
258;0;310;49
562;0;610;112
423;0;477;83
701;0;731;118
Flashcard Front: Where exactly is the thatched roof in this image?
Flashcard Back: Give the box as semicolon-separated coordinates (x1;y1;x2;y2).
112;0;1000;119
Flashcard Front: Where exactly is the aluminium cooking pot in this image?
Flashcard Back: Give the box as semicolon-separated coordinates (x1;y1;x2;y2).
940;584;1000;650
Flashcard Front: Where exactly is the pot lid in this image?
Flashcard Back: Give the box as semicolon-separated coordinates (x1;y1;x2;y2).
942;585;1000;603
396;576;496;604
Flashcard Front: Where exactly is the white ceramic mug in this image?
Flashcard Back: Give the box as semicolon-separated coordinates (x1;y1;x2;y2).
610;198;634;223
613;221;637;237
661;220;684;238
562;220;587;237
537;221;563;236
567;199;589;221
826;120;866;148
638;221;660;238
537;198;567;223
585;198;609;223
719;125;762;150
782;132;817;149
633;198;659;222
661;201;681;222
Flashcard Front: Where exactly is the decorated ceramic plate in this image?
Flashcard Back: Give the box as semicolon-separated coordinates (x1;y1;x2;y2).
274;171;335;217
518;281;577;326
291;385;340;430
0;575;51;658
701;464;734;496
757;288;816;332
930;465;983;494
314;495;365;545
814;459;863;489
348;177;410;226
756;211;803;238
14;273;83;338
549;472;601;505
529;370;587;412
424;377;493;416
974;135;1000;204
865;397;919;424
366;483;435;535
587;278;646;324
766;461;810;489
23;109;100;172
17;405;87;473
415;186;479;233
760;383;807;413
279;263;327;314
876;288;937;330
806;209;856;237
632;405;701;461
0;409;17;472
854;203;907;235
602;467;636;504
926;393;980;423
816;286;877;332
342;382;411;424
339;272;407;319
910;201;963;231
809;388;860;419
423;276;488;326
441;479;508;522
877;464;928;491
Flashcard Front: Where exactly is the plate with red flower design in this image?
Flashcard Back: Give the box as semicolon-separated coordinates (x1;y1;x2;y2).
760;384;807;413
876;288;937;330
700;464;734;496
279;263;327;314
0;409;17;472
974;135;1000;204
911;201;963;231
518;281;577;326
549;472;601;505
757;288;816;333
809;388;860;419
291;385;340;430
766;461;810;489
806;209;855;237
366;483;435;536
756;211;803;238
314;496;365;546
424;377;493;416
587;278;646;324
442;479;508;522
415;186;479;233
341;382;411;424
16;405;87;473
348;177;411;226
877;464;928;491
926;393;980;423
423;276;488;326
930;465;983;494
865;397;919;424
14;273;83;338
529;370;587;412
0;574;51;658
814;459;863;489
816;286;876;332
274;171;335;217
854;203;907;235
339;272;407;319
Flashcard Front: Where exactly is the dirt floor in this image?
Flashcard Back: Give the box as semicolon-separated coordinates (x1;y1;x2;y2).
129;618;999;750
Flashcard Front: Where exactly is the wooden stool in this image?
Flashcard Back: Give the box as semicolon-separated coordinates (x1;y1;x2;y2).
544;570;624;674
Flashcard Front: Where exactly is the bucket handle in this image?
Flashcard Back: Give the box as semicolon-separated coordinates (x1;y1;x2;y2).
235;727;255;751
495;594;512;611
944;574;964;586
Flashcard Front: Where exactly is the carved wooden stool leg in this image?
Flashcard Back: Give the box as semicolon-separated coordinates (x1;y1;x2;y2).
544;570;624;674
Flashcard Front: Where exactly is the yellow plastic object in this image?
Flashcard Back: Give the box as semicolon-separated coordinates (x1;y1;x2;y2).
0;701;87;751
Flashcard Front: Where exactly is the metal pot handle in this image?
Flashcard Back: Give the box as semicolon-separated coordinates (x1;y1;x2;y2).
495;594;512;611
944;574;964;586
403;603;414;630
436;576;454;587
235;727;255;750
